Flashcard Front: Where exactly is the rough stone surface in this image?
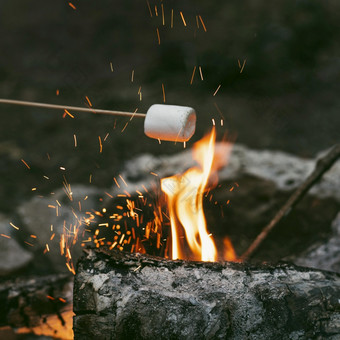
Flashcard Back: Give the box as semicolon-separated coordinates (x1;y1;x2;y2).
0;213;33;276
294;212;340;272
118;144;340;202
74;249;340;340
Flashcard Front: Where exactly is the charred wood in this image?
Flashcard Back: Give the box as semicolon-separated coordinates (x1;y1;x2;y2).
74;248;340;340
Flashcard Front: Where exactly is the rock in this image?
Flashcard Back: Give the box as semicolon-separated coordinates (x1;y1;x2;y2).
0;214;33;276
118;144;340;202
294;213;340;272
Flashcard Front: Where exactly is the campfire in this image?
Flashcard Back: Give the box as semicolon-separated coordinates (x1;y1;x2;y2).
1;131;340;339
1;2;340;339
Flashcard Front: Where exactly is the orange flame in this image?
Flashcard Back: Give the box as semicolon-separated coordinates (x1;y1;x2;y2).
161;128;235;261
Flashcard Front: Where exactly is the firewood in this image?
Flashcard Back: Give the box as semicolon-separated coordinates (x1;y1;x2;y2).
74;248;340;339
0;274;72;329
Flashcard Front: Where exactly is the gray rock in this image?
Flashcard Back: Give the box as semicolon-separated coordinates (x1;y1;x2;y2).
0;213;33;276
118;144;340;202
294;213;340;272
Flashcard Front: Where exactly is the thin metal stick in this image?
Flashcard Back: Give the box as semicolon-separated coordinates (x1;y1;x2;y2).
241;144;340;261
0;98;146;118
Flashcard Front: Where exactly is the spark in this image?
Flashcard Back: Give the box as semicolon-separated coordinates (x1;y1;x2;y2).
238;59;247;73
138;86;142;101
198;15;207;32
66;262;75;275
105;192;113;198
1;234;10;239
190;66;196;85
212;118;216;126
32;187;37;191
180;11;187;26
156;28;161;45
196;16;200;29
68;2;76;10
199;66;204;80
45;244;50;252
129;107;139;122
221;119;224;126
85;96;92;107
60;166;66;171
73;134;77;147
56;89;60;96
124;190;131;197
171;9;174;28
121;121;129;133
119;175;128;187
162;83;166;102
154;5;158;16
89;174;92;183
213;84;221;96
146;0;153;17
104;133;109;141
150;172;158;177
21;159;30;169
64;109;74;119
161;3;165;25
110;62;114;72
24;241;34;247
110;241;117;249
213;102;225;120
10;222;19;230
98;136;103;153
113;177;120;188
131;69;134;82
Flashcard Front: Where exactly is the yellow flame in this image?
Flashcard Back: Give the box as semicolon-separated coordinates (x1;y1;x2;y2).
161;128;226;262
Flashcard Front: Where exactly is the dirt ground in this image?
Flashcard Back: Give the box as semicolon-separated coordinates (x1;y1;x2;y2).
0;0;339;213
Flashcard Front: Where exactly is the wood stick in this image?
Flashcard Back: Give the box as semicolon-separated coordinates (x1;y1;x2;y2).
0;98;146;118
241;144;340;261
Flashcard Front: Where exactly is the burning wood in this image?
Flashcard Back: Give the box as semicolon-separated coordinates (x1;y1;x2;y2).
74;248;340;339
0;274;73;338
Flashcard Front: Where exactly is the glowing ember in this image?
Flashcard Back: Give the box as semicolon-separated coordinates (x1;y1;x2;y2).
161;128;234;261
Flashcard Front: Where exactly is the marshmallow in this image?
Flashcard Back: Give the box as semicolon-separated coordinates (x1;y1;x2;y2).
144;104;196;142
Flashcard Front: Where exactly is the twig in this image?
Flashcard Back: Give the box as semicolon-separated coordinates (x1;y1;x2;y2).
241;144;340;261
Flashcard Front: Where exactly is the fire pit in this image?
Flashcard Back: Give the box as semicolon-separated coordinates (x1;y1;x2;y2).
70;132;340;339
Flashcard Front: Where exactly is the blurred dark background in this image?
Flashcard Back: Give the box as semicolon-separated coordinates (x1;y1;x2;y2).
0;0;339;213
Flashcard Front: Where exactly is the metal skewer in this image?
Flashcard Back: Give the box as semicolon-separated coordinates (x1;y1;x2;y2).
0;98;146;118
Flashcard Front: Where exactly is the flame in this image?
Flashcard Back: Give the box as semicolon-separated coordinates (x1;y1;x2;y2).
161;128;235;261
